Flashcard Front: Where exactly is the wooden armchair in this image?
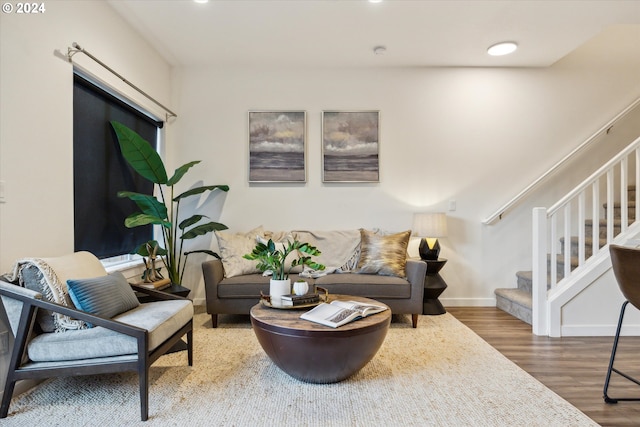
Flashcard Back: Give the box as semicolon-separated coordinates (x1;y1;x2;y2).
0;276;193;421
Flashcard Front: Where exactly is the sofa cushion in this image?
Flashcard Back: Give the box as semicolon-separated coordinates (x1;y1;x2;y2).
27;300;193;362
217;273;306;298
356;229;411;278
215;226;264;278
315;273;411;299
67;272;140;326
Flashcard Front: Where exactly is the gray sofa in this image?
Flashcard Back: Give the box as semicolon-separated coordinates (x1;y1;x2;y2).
202;258;426;328
204;228;427;328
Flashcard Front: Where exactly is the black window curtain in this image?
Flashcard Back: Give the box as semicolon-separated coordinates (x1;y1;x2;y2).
73;73;162;259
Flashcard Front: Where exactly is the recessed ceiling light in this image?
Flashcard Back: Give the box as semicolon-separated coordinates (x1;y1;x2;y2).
194;0;209;3
369;0;383;3
487;42;518;56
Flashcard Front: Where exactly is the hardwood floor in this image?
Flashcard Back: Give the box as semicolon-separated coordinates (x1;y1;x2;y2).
448;307;640;426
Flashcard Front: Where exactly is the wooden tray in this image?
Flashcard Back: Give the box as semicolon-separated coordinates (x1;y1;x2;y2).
260;287;329;310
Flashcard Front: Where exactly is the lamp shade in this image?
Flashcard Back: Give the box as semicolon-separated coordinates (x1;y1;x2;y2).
412;212;447;238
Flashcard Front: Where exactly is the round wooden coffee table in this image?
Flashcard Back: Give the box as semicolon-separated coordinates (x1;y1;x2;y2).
250;295;391;384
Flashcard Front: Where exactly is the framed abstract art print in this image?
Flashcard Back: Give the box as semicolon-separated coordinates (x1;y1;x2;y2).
248;111;306;183
322;111;379;183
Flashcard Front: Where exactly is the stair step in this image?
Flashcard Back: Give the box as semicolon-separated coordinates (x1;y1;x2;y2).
562;236;606;258
549;253;579;274
585;218;624;238
517;268;565;291
516;270;532;292
604;201;637;209
495;288;532;325
603;202;637;220
628;185;636;201
496;185;637;327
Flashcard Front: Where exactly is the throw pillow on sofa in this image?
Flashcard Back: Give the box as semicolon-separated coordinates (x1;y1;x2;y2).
356;229;411;278
215;226;265;278
293;230;361;272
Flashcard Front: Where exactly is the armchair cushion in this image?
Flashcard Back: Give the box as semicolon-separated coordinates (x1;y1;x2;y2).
67;272;140;326
27;300;193;362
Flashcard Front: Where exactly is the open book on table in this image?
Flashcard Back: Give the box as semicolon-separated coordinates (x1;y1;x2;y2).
300;300;387;328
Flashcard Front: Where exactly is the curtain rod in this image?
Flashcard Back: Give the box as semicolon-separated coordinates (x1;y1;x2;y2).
67;42;177;120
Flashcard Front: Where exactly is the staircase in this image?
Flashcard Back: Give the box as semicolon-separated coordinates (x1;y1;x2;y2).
495;185;637;325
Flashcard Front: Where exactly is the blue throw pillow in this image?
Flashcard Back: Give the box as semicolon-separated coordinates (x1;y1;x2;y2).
67;271;140;327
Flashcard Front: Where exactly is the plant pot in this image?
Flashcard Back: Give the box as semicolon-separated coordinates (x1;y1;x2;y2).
293;280;309;295
270;278;291;303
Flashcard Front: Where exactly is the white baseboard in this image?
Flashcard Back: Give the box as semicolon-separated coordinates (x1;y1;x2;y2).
441;298;496;307
561;324;640;336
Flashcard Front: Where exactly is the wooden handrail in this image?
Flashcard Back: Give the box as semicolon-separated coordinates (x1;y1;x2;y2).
548;135;640;215
483;97;640;225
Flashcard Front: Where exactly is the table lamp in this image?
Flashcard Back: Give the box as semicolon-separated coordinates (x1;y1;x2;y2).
412;212;447;260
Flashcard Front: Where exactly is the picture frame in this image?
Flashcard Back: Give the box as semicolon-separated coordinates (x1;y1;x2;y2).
322;111;379;183
248;111;306;183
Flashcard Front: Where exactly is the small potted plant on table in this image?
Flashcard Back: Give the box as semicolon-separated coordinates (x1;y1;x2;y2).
244;239;325;301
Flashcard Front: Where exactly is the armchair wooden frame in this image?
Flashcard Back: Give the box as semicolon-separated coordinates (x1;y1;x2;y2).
0;283;193;421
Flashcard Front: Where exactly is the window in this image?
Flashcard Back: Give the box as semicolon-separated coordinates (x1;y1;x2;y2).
73;72;163;259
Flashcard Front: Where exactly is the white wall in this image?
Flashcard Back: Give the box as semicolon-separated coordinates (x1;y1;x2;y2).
562;267;640;336
0;0;172;395
172;26;640;307
0;1;172;270
0;3;638;325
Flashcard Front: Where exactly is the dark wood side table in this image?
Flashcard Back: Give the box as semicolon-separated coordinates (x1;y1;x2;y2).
135;283;190;303
421;258;448;315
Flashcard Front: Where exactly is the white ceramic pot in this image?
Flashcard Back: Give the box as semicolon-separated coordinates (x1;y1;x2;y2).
269;278;291;304
293;280;309;295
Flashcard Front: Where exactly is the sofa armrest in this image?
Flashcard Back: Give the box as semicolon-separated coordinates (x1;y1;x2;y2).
202;259;225;290
405;259;427;303
202;260;226;326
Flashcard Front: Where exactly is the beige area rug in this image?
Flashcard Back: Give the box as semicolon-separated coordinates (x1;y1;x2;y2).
3;313;597;427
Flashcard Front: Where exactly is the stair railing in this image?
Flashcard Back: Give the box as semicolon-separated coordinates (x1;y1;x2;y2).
484;97;640;226
532;135;640;335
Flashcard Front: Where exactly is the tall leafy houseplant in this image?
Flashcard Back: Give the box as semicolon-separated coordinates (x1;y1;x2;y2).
110;121;229;285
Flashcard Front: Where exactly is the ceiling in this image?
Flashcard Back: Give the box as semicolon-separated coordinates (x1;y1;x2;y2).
108;0;640;68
